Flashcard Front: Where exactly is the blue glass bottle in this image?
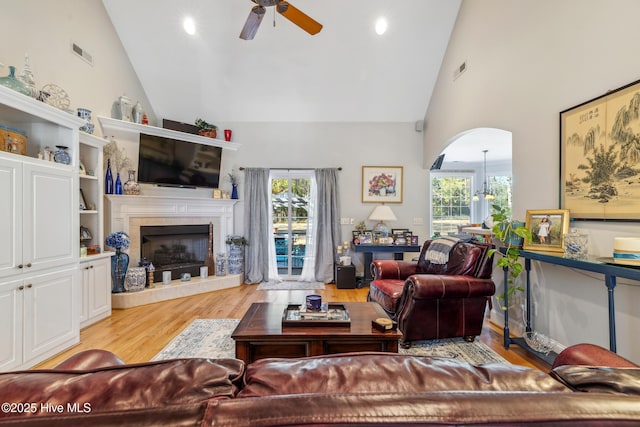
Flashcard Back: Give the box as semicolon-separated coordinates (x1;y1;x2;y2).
105;158;114;194
115;172;123;195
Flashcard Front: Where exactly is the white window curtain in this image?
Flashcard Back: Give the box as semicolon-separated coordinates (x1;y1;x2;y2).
299;173;318;282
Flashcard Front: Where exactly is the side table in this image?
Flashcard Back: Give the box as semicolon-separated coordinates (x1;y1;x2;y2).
335;263;356;289
353;245;421;285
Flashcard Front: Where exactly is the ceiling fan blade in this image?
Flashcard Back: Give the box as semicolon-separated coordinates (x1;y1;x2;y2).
239;5;266;40
276;1;322;36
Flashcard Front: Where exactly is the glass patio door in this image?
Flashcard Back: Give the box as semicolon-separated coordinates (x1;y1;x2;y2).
271;171;312;278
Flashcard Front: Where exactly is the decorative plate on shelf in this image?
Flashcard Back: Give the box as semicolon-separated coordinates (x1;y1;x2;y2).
40;83;71;111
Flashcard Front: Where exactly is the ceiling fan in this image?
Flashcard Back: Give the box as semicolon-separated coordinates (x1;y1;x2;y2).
239;0;322;40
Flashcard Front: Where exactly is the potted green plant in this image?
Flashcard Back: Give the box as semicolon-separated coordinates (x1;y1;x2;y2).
488;204;533;310
225;236;249;247
195;118;218;138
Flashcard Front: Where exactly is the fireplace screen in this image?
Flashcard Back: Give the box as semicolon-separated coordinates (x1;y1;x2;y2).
140;224;210;281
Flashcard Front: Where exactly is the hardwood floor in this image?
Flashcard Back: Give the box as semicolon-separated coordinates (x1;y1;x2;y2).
36;283;551;372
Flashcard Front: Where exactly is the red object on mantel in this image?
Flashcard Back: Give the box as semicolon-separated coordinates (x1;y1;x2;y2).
141;114;148;125
224;129;232;142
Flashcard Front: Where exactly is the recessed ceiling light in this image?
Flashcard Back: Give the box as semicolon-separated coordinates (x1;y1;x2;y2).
375;17;388;35
183;16;196;35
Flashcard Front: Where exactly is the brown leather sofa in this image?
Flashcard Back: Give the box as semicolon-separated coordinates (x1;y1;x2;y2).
368;239;495;346
1;344;640;426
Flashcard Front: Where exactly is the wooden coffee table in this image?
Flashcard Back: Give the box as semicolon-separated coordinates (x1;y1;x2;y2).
231;302;401;363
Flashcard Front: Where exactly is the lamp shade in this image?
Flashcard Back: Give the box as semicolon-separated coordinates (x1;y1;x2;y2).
368;205;397;222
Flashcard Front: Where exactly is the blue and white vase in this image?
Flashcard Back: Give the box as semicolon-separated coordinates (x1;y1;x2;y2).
227;244;244;275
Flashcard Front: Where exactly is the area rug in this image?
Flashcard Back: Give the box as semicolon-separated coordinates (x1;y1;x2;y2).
152;319;508;365
256;281;326;291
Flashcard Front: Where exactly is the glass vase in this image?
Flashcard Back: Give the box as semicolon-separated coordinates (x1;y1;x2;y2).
105;159;114;194
111;248;129;293
115;172;123;195
231;183;239;199
123;169;140;195
0;66;31;96
216;253;227;276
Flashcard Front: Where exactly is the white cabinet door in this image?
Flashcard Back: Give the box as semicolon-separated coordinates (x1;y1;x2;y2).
23;268;79;365
79;263;90;325
0;157;22;278
22;163;77;272
79;257;111;328
89;258;111;321
0;278;23;371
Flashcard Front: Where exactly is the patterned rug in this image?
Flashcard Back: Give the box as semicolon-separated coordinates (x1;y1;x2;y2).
152;319;508;365
256;281;326;291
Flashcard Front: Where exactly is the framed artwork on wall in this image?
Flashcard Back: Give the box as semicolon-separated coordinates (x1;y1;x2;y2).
523;209;570;252
560;78;640;220
362;166;403;203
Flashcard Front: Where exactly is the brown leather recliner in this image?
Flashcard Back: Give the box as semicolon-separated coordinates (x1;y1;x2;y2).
368;239;495;347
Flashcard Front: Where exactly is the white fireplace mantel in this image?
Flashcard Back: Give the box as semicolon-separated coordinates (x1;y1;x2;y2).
104;195;237;264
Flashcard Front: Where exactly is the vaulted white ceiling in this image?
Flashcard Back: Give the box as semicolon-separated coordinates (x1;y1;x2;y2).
102;0;461;124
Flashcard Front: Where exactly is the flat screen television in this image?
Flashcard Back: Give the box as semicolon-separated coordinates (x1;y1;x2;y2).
137;133;222;189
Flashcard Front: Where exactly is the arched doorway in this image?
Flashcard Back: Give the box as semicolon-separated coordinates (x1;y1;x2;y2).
429;128;512;236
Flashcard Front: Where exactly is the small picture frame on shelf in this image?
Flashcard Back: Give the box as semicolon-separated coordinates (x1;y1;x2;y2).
392;228;409;243
79;188;88;210
352;230;361;244
212;188;222;199
410;235;419;246
523;209;570;252
359;231;373;245
80;226;92;242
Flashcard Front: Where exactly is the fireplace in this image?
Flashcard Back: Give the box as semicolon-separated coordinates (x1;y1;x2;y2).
141;224;211;282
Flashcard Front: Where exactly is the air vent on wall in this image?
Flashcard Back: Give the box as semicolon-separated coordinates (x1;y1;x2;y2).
71;42;93;66
453;60;467;80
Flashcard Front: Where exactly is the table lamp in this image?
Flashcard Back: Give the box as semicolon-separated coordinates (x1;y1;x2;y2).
368;205;397;237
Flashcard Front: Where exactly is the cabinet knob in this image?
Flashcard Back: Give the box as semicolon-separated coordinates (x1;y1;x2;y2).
90;265;94;269
27;284;33;288
17;264;23;269
18;285;24;290
26;263;32;268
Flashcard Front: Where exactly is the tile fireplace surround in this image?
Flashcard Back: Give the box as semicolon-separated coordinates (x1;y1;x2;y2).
104;195;241;308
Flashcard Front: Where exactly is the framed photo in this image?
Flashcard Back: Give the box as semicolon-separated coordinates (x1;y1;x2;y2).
560;78;640;220
79;188;88;210
523;209;570;252
392;228;409;239
362;166;403;203
80;226;93;241
410;235;419;246
359;231;373;245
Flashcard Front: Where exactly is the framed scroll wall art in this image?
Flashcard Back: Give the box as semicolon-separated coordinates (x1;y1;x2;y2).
560;78;640;220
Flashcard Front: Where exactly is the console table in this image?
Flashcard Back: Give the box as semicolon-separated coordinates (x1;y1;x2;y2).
353;244;421;284
502;249;640;364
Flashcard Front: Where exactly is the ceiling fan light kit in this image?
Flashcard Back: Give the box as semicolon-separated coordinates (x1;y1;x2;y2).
240;0;322;40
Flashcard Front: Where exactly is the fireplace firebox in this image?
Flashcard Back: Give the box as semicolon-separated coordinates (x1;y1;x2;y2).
140;224;210;282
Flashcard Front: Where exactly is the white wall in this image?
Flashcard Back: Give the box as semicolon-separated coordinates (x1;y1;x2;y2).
0;0;155;143
1;1;430;278
220;121;429;276
424;0;640;361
